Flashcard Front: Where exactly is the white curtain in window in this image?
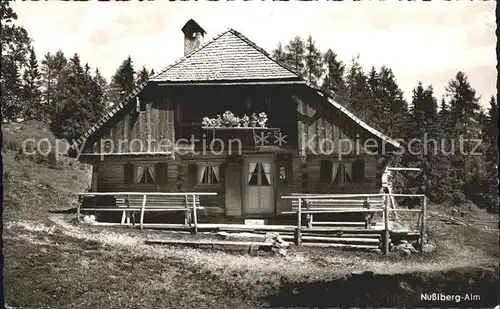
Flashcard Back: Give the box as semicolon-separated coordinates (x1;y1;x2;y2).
147;166;156;183
331;162;339;184
248;162;257;183
212;165;220;182
262;163;271;184
198;165;206;184
344;162;352;182
136;166;144;183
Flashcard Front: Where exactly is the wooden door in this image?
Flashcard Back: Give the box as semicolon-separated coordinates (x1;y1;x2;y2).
243;156;275;216
225;163;242;217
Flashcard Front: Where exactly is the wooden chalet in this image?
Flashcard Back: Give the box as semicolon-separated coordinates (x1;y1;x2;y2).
70;19;403;223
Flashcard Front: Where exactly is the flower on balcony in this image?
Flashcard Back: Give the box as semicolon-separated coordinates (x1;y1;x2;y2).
202;111;267;128
222;110;240;127
257;112;268;127
240;115;250;127
202;117;211;127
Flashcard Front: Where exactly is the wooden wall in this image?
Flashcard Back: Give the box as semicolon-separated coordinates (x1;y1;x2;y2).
275;153;384;213
96;155;225;215
294;88;381;156
83;90;175;155
84;84;395;218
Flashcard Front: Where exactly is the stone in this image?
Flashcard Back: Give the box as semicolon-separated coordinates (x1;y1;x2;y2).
215;231;230;240
82;215;96;224
423;242;436;253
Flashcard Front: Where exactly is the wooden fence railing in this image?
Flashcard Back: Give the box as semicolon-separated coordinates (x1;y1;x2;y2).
281;193;426;254
76;192;217;233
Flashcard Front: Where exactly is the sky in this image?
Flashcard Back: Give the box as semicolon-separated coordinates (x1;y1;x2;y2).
12;0;496;108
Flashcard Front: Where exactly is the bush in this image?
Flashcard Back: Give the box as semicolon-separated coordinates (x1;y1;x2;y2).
451;191;466;205
3;170;11;182
47;151;58;168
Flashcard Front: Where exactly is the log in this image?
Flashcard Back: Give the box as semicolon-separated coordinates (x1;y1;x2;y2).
421;196;426;251
302;243;380;250
192;194;198;235
296;198;302;246
280;235;380;244
145;239;273;251
384;196;390;255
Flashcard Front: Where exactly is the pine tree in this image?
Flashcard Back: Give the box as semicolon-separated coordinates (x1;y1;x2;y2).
478;96;499;212
272;42;286;65
108;56;135;104
485;96;497;154
52;53;95;141
86;67;107;124
135;65;149;87
321;49;346;97
1;0;31;122
376;66;409;138
438;96;451;136
92;68;108;111
343;56;371;121
284;36;305;77
445;71;483;205
446;71;481;138
303;35;323;86
41;50;69;124
367;66;383;125
1;57;23;122
21;47;43;121
406;83;452;203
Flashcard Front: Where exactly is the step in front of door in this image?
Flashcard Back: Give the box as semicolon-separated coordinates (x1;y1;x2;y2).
244;219;268;225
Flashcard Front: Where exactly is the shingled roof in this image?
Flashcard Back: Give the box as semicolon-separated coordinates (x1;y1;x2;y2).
70;26;400;152
150;29;301;83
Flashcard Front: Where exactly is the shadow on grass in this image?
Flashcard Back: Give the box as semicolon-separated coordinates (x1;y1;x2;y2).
265;267;499;308
49;208;77;214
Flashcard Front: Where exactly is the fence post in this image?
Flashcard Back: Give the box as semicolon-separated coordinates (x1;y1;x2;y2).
76;196;81;222
384;194;390;255
140;194;147;230
184;195;189;226
296;197;302;246
192;194;198;235
420;196;427;251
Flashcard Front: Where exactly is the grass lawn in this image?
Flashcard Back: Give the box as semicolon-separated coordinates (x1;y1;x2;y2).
2;121;499;308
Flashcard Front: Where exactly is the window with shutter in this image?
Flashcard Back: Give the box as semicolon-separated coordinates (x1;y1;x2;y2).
155;163;168;185
188;163;198;184
352;160;365;183
301;172;308;189
320;160;332;183
124;163;134;184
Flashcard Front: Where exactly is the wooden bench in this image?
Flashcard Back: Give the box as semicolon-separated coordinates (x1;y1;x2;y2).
77;193;215;232
283;194;385;229
115;194;205;226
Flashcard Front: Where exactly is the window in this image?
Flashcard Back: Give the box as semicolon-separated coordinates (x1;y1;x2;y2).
198;164;220;184
248;162;271;186
319;160;353;184
279;166;287;183
333;162;352;184
137;165;156;184
277;160;290;185
125;163;167;185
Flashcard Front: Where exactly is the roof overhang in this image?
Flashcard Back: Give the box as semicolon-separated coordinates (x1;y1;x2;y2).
155;79;306;87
